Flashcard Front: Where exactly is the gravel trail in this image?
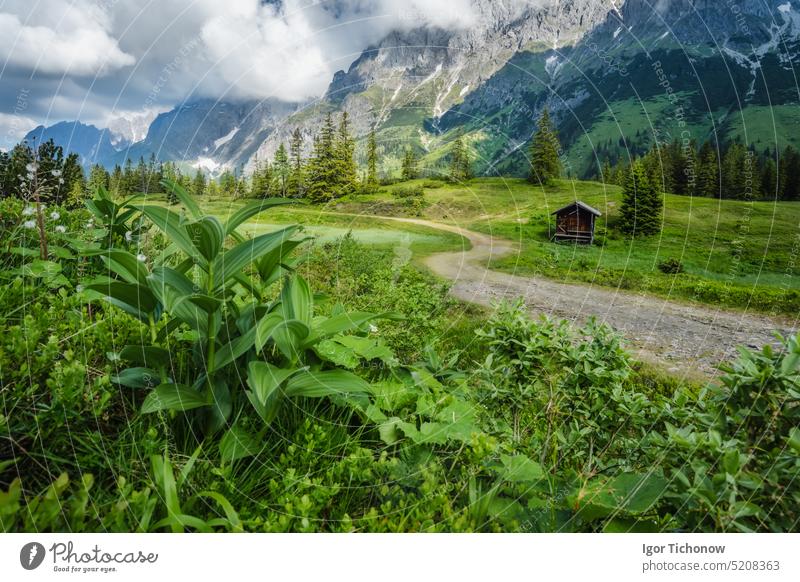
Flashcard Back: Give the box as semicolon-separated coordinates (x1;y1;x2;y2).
370;215;797;377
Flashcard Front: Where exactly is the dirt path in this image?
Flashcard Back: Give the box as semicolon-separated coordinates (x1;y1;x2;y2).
368;214;797;378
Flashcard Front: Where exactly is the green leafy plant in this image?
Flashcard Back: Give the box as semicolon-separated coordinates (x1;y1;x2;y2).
86;179;397;446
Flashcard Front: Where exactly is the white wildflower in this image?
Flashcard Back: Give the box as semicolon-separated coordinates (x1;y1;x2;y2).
136;253;147;262
25;162;38;173
51;169;62;177
369;323;379;333
125;231;133;242
23;220;36;229
49;211;60;220
85;221;94;229
55;225;66;233
22;206;35;216
76;284;85;293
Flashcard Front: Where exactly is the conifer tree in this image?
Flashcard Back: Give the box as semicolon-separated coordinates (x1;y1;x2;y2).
601;159;613;185
122;158;136;195
250;156;271;198
619;160;662;237
336;111;358;196
273;144;290;196
288;128;305;198
191;169;206;197
306;114;338;202
695;142;718;198
366;129;378;187
88;164;110;193
110;165;123;195
529;107;561;185
401;147;418;181
448;131;471;182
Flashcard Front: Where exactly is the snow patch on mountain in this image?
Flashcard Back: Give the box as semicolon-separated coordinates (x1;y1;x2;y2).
214;126;239;150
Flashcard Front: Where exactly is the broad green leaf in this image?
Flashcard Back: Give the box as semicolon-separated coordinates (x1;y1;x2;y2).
86;281;159;322
175;294;222;315
148;266;196;297
247;361;301;405
223;199;298;235
788;427;800;454
140;206;203;266
111;367;160;388
212;226;299;290
184;216;225;263
499;454;544;483
314;339;361;369
335;335;395;364
306;311;402;345
284;369;371;398
255;312;283;352
95;249;150;285
196;491;243;532
141;383;209;413
213;327;257;370
219;425;261;463
203;377;232;435
270;319;310;361
150;455;181;530
256;239;305;283
282;274;313;325
161;178;203;220
119;346;171;368
569;473;668;522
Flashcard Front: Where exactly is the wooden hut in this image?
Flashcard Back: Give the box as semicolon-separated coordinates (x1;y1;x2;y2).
551;201;601;244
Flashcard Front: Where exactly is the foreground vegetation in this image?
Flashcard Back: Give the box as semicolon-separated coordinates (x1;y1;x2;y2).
1;184;798;533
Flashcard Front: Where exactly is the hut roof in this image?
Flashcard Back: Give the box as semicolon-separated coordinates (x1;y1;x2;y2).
551;200;602;217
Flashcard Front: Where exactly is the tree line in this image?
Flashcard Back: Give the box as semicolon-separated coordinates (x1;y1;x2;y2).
598;138;800;202
0;138;85;205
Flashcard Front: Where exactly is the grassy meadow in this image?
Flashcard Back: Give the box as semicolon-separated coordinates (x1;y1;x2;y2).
2;177;798;534
320;177;800;315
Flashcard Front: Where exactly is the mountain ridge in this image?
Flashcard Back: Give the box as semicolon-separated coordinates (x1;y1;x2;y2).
23;0;800;179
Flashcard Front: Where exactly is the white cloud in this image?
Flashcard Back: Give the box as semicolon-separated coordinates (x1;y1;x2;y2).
194;0;478;101
0;1;134;76
0;111;37;150
0;0;483;131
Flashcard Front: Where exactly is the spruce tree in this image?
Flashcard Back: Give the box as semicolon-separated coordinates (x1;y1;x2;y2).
696;142;719;198
401;147;418;181
110;165;123;195
306;114;338;203
601;159;613;185
288;128;305;198
273;144;290;196
88;164;109;193
366;129;378;187
336;112;358;196
449;132;467;182
122;158;135;196
619;160;662;237
529;107;561;185
191;169;206;197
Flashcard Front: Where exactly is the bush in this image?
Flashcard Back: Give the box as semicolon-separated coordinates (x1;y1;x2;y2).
392;184;424;198
658;257;684;274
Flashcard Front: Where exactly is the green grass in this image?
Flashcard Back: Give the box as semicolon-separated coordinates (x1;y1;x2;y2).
722;105;800;153
139;177;800;315
141;194;467;260
469;181;800;315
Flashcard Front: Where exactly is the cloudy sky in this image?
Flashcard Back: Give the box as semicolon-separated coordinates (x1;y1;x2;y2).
0;0;480;149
